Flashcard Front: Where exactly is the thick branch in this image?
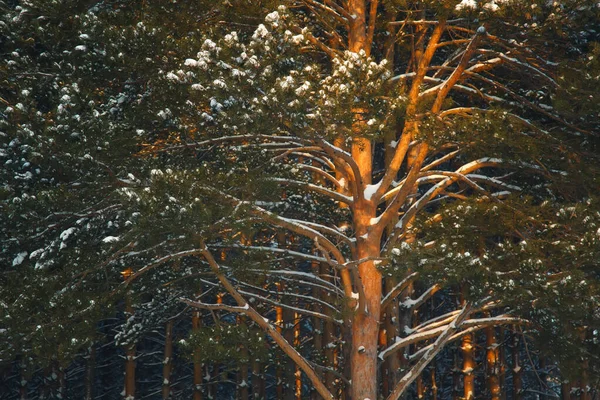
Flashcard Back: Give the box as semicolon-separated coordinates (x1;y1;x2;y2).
194;241;334;400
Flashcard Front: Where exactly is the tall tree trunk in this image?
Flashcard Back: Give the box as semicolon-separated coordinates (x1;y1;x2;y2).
486;325;501;400
192;310;203;400
124;297;136;400
512;329;523;400
311;260;324;400
283;303;296;400
251;358;264;400
462;332;475;400
320;261;336;394
453;349;462;400
19;358;28;400
162;320;174;399
379;320;390;396
347;0;381;386
238;317;249;400
294;313;302;400
562;381;572;400
350;236;381;400
85;346;95;400
539;357;548;400
431;365;438;400
275;282;285;399
57;365;65;400
499;329;507;400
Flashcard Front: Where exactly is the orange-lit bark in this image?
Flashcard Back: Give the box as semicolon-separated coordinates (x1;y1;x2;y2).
486;326;501;400
462;332;475;400
294;313;302;400
431;366;438;400
275;282;285;400
283;303;296;400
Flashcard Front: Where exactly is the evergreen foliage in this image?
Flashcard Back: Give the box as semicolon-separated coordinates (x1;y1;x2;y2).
1;0;599;398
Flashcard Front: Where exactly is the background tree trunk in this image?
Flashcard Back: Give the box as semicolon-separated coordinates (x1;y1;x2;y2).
192;310;203;400
162;320;174;399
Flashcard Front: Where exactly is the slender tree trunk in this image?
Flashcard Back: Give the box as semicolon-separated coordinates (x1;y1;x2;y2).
19;358;28;400
379;320;390;396
162;320;174;399
192;310;203;400
453;348;462;400
462;332;475;400
57;365;65;400
85;346;95;400
283;303;296;400
499;329;507;400
486;325;501;400
124;297;136;400
294;313;302;400
251;358;264;400
238;317;249;400
562;381;572;400
275;282;285;399
539;357;548;400
311;259;323;400
320;261;336;394
512;329;523;400
431;365;438;400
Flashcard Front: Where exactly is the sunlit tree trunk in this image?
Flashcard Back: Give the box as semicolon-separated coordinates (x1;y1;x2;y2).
294;313;302;400
486;325;501;400
431;365;438;400
462;332;475;400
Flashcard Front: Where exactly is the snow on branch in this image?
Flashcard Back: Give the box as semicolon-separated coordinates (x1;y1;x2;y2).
380;271;419;312
267;177;353;205
385;303;474;400
189;240;334;400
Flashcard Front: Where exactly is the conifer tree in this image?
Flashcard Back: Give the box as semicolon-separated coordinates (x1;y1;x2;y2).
1;0;599;399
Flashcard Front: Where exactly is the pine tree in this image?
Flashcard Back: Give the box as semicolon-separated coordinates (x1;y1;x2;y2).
2;1;599;399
